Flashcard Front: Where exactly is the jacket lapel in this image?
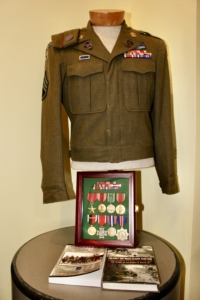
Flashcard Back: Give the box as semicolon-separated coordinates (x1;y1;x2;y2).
75;22;111;62
111;23;144;60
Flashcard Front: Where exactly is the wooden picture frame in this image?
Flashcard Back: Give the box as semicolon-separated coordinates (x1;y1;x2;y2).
75;171;136;248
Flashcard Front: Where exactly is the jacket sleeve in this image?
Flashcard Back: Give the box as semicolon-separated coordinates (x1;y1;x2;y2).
40;44;69;203
151;39;179;194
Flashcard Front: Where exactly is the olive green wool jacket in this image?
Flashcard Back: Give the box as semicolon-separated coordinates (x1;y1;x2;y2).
41;21;179;203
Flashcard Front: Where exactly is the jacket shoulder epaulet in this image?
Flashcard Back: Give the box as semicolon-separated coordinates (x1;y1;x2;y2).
51;28;80;49
138;30;161;39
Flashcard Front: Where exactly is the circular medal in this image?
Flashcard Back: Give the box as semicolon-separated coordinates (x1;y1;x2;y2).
107;204;115;213
98;203;106;213
116;204;126;215
116;228;129;241
88;226;96;236
107;227;117;237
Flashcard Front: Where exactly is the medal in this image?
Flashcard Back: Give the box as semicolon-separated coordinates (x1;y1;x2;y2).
107;227;117;237
107;204;115;213
87;193;97;213
97;227;108;239
115;193;126;215
87;214;97;236
97;215;107;239
107;193;116;213
88;226;97;236
98;204;106;213
116;228;129;241
116;205;126;214
107;215;117;237
96;193;107;213
116;215;129;241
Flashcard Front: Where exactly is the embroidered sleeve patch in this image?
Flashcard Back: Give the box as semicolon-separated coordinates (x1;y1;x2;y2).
42;71;49;100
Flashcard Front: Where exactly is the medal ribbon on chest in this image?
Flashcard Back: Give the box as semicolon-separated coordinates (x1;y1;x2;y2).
124;49;152;59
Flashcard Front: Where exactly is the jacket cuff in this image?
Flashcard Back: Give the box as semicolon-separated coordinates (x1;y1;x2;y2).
159;177;180;195
42;183;69;203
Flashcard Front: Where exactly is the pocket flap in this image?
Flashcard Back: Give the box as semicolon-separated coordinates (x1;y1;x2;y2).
67;62;103;77
122;59;155;74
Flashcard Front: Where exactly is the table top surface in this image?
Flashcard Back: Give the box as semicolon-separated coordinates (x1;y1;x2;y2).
11;227;180;300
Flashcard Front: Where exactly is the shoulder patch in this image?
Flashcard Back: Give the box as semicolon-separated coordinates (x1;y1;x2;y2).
51;28;80;49
42;71;49;101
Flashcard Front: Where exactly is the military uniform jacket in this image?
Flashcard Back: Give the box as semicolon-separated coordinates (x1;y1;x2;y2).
41;21;179;203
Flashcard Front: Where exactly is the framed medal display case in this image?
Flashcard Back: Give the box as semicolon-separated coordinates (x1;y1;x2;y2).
75;171;136;248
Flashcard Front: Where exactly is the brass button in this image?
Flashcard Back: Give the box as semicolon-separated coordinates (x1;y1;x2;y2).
130;32;137;38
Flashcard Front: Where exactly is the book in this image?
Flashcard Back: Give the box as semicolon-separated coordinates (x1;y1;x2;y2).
102;246;160;292
49;245;107;287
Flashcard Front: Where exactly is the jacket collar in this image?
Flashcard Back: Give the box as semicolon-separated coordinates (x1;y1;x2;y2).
75;21;144;62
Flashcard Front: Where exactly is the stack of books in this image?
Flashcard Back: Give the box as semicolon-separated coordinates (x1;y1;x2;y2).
49;244;160;292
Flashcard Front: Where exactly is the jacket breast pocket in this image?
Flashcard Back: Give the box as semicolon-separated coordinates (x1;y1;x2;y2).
122;59;155;111
67;62;106;114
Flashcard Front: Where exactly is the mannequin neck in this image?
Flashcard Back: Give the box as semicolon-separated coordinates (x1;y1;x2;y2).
89;9;124;26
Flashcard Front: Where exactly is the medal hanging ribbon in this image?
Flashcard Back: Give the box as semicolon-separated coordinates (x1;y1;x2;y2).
115;193;125;203
96;193;107;202
106;215;117;227
87;193;97;203
87;193;97;213
97;215;107;227
117;215;127;228
87;214;97;225
107;193;115;203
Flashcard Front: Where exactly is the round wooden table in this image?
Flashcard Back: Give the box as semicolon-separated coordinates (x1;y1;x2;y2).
11;227;181;300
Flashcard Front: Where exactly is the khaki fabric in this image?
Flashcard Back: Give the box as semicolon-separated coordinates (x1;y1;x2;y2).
41;21;179;203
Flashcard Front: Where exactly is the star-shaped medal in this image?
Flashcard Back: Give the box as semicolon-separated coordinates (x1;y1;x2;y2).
88;206;96;213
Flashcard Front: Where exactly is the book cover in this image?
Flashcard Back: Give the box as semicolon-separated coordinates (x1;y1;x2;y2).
49;245;107;287
102;246;160;292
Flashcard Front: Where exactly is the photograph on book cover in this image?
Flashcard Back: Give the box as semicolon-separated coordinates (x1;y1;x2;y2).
75;171;136;248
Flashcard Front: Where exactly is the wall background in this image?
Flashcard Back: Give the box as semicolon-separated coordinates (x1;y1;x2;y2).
0;1;199;299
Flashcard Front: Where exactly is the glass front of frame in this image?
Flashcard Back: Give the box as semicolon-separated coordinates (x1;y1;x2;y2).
75;172;136;248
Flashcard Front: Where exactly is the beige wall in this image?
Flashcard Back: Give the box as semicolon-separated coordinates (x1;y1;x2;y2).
189;1;200;299
0;1;199;299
